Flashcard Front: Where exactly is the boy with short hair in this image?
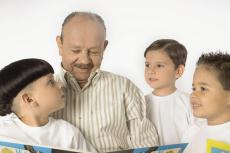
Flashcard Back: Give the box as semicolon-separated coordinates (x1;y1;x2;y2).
144;39;194;145
0;58;96;153
182;52;230;153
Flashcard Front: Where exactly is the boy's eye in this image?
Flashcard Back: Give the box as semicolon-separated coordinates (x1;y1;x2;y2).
157;64;164;68
192;87;195;91
145;63;150;68
200;86;208;92
48;79;55;86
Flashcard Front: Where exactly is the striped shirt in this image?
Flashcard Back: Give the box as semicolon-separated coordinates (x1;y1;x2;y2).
53;67;159;153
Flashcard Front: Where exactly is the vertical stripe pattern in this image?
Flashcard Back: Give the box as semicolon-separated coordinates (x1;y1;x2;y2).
52;69;159;153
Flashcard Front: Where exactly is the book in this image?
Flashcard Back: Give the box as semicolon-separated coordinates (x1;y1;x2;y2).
108;143;188;153
0;140;89;153
0;140;188;153
206;139;230;153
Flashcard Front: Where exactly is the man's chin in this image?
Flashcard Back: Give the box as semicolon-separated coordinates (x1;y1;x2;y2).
73;74;91;82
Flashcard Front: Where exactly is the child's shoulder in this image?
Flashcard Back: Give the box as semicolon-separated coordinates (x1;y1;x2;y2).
0;113;19;134
181;124;201;142
49;117;81;133
175;89;189;98
0;113;16;124
174;89;190;105
145;92;154;101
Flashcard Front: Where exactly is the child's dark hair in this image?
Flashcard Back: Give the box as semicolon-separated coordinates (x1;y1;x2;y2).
197;52;230;90
0;58;54;116
144;39;187;69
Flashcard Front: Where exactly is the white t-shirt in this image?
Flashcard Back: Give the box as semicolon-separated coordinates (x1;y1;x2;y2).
145;89;194;145
181;121;230;153
0;113;97;153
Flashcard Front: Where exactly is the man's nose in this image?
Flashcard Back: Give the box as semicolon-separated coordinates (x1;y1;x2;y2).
78;50;91;64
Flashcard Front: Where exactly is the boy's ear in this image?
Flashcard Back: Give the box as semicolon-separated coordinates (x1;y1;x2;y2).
21;93;38;107
175;65;185;79
227;92;230;106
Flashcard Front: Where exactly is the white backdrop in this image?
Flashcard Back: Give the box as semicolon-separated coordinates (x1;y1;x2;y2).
0;0;230;94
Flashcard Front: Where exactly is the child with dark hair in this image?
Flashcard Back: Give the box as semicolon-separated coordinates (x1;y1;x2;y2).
144;39;199;145
182;52;230;153
0;58;96;153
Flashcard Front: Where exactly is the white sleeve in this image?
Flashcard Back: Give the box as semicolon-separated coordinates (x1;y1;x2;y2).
181;125;199;143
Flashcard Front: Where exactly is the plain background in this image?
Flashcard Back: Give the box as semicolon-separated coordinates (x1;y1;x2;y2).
0;0;230;94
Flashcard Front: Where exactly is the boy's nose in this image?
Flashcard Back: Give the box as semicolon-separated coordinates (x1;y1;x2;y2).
190;91;198;99
147;68;156;74
57;81;64;89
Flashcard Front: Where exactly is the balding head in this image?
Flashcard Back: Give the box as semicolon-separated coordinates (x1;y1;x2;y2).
56;11;108;88
60;12;106;42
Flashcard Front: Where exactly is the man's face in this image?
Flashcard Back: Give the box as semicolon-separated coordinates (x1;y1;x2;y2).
57;17;108;83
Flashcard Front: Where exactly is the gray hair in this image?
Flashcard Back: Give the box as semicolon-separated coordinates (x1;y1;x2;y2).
60;11;106;42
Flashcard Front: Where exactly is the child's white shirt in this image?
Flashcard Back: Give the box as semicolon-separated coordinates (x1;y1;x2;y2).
145;89;194;145
0;113;97;153
181;121;230;153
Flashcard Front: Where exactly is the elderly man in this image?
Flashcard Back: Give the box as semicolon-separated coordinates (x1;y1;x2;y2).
53;11;158;152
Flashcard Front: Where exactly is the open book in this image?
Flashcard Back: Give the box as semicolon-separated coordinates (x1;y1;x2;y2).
0;140;89;153
0;140;188;153
108;143;188;153
206;139;230;153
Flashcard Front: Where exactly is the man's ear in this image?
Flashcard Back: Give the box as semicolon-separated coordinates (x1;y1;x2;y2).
175;65;185;79
103;40;108;51
56;36;63;56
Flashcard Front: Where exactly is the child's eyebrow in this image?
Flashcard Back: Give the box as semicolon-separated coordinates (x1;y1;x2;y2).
193;82;210;86
145;61;166;64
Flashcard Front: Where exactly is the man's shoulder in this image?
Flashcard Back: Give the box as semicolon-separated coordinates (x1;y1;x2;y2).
101;70;129;80
101;71;142;91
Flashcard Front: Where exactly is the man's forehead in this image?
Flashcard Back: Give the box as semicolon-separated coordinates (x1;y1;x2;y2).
62;19;106;42
63;16;105;32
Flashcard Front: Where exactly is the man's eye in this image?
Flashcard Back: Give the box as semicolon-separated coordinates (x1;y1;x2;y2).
89;50;100;56
90;51;99;55
72;49;81;53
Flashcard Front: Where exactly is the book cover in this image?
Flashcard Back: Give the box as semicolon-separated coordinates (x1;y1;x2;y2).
206;139;230;153
107;143;188;153
0;140;88;153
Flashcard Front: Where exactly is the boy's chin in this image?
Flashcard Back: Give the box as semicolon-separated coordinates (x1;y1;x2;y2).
52;103;65;113
192;111;205;119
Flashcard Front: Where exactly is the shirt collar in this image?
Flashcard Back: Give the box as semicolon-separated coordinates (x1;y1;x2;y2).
59;64;102;90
